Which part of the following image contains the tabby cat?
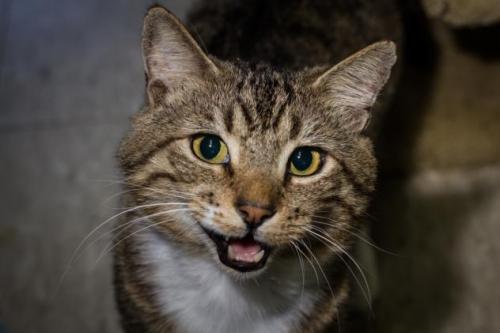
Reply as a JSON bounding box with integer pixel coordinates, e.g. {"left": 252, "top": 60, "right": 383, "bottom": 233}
{"left": 114, "top": 1, "right": 400, "bottom": 332}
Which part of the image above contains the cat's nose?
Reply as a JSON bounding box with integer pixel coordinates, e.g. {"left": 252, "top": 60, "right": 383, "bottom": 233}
{"left": 237, "top": 201, "right": 276, "bottom": 227}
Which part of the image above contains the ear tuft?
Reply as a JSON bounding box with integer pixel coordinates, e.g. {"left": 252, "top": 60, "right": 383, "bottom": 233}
{"left": 142, "top": 6, "right": 218, "bottom": 107}
{"left": 313, "top": 41, "right": 397, "bottom": 132}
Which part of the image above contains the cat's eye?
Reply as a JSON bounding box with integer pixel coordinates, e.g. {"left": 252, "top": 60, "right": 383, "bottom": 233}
{"left": 289, "top": 147, "right": 322, "bottom": 176}
{"left": 192, "top": 134, "right": 230, "bottom": 164}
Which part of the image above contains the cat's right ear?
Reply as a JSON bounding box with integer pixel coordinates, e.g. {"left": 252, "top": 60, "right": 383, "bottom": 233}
{"left": 142, "top": 6, "right": 218, "bottom": 107}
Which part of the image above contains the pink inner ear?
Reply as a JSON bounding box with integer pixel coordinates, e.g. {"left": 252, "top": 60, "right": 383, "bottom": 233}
{"left": 336, "top": 106, "right": 371, "bottom": 133}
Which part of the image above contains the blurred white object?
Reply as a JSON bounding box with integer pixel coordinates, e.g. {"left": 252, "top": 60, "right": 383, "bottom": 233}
{"left": 423, "top": 0, "right": 500, "bottom": 26}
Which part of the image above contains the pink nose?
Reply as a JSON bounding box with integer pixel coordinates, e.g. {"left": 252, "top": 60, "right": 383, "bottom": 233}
{"left": 237, "top": 204, "right": 275, "bottom": 226}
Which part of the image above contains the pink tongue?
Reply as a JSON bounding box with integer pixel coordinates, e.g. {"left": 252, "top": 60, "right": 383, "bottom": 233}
{"left": 228, "top": 239, "right": 262, "bottom": 262}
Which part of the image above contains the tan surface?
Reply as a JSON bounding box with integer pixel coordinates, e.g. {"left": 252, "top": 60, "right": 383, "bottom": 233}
{"left": 378, "top": 22, "right": 500, "bottom": 174}
{"left": 413, "top": 24, "right": 500, "bottom": 170}
{"left": 424, "top": 0, "right": 500, "bottom": 26}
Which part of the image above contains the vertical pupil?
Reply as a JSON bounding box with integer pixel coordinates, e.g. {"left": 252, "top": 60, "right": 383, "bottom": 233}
{"left": 292, "top": 148, "right": 313, "bottom": 171}
{"left": 200, "top": 136, "right": 221, "bottom": 159}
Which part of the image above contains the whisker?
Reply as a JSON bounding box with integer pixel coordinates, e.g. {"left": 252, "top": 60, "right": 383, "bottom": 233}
{"left": 311, "top": 215, "right": 398, "bottom": 256}
{"left": 295, "top": 240, "right": 320, "bottom": 286}
{"left": 112, "top": 201, "right": 189, "bottom": 211}
{"left": 92, "top": 178, "right": 195, "bottom": 197}
{"left": 104, "top": 188, "right": 192, "bottom": 204}
{"left": 299, "top": 239, "right": 342, "bottom": 333}
{"left": 300, "top": 239, "right": 335, "bottom": 298}
{"left": 58, "top": 202, "right": 189, "bottom": 290}
{"left": 108, "top": 205, "right": 190, "bottom": 241}
{"left": 308, "top": 226, "right": 372, "bottom": 309}
{"left": 95, "top": 208, "right": 194, "bottom": 265}
{"left": 289, "top": 241, "right": 306, "bottom": 298}
{"left": 73, "top": 202, "right": 189, "bottom": 264}
{"left": 303, "top": 226, "right": 372, "bottom": 310}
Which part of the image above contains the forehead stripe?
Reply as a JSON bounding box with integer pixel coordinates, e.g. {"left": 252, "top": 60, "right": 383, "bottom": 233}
{"left": 237, "top": 96, "right": 254, "bottom": 127}
{"left": 289, "top": 114, "right": 302, "bottom": 140}
{"left": 223, "top": 106, "right": 234, "bottom": 133}
{"left": 235, "top": 75, "right": 254, "bottom": 128}
{"left": 271, "top": 80, "right": 294, "bottom": 131}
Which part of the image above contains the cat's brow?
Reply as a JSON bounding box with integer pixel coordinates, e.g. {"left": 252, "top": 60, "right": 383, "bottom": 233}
{"left": 271, "top": 80, "right": 294, "bottom": 131}
{"left": 235, "top": 66, "right": 299, "bottom": 136}
{"left": 223, "top": 105, "right": 234, "bottom": 133}
{"left": 254, "top": 72, "right": 280, "bottom": 129}
{"left": 235, "top": 75, "right": 254, "bottom": 128}
{"left": 289, "top": 114, "right": 302, "bottom": 140}
{"left": 237, "top": 97, "right": 254, "bottom": 127}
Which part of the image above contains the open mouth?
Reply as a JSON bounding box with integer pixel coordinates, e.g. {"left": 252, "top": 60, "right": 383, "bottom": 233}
{"left": 202, "top": 228, "right": 271, "bottom": 272}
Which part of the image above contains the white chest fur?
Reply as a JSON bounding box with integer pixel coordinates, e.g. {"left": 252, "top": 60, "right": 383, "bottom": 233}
{"left": 138, "top": 230, "right": 320, "bottom": 333}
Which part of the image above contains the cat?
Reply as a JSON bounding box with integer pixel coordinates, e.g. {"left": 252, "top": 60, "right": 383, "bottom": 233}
{"left": 114, "top": 1, "right": 400, "bottom": 332}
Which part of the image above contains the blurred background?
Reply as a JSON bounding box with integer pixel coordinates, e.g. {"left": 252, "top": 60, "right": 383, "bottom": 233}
{"left": 0, "top": 0, "right": 499, "bottom": 332}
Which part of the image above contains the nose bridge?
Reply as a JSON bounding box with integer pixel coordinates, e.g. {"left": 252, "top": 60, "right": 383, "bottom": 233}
{"left": 235, "top": 172, "right": 279, "bottom": 227}
{"left": 236, "top": 171, "right": 279, "bottom": 207}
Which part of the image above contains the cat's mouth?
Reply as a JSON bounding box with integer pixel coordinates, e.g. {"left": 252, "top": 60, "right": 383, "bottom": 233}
{"left": 202, "top": 227, "right": 271, "bottom": 272}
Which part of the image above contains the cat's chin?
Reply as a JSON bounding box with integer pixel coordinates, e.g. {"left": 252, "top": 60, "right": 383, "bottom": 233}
{"left": 201, "top": 227, "right": 272, "bottom": 274}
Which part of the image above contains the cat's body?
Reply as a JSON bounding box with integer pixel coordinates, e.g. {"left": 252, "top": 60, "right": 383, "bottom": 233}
{"left": 188, "top": 0, "right": 401, "bottom": 69}
{"left": 114, "top": 1, "right": 401, "bottom": 332}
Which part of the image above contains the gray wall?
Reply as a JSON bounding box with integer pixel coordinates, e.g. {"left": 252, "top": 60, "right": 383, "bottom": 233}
{"left": 0, "top": 1, "right": 192, "bottom": 332}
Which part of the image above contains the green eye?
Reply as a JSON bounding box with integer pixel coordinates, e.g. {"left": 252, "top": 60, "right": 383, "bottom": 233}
{"left": 192, "top": 134, "right": 229, "bottom": 164}
{"left": 289, "top": 147, "right": 322, "bottom": 176}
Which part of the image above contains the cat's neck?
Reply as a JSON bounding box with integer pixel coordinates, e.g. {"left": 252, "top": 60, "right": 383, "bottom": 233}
{"left": 136, "top": 228, "right": 324, "bottom": 333}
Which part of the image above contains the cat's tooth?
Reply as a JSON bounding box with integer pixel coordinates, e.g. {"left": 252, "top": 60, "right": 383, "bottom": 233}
{"left": 227, "top": 245, "right": 236, "bottom": 260}
{"left": 254, "top": 250, "right": 265, "bottom": 263}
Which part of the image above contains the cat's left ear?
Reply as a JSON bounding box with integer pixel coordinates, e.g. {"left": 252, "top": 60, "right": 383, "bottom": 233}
{"left": 312, "top": 41, "right": 397, "bottom": 132}
{"left": 142, "top": 6, "right": 219, "bottom": 107}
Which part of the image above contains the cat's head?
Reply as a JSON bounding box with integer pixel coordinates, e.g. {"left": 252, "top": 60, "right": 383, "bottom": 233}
{"left": 118, "top": 6, "right": 396, "bottom": 277}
